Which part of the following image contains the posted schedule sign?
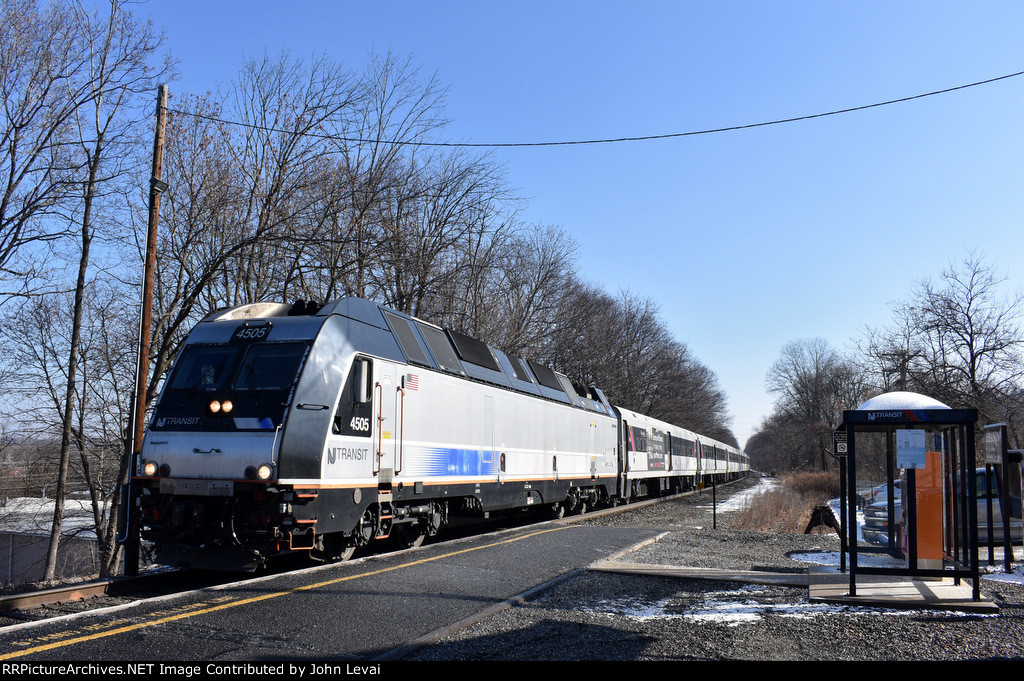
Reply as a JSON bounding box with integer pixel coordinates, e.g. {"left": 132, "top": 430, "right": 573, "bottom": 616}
{"left": 896, "top": 429, "right": 926, "bottom": 469}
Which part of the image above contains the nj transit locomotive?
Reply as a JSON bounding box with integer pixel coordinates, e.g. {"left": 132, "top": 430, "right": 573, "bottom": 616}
{"left": 133, "top": 297, "right": 748, "bottom": 570}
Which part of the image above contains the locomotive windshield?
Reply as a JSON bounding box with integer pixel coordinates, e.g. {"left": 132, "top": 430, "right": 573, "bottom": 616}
{"left": 154, "top": 341, "right": 312, "bottom": 431}
{"left": 169, "top": 346, "right": 237, "bottom": 391}
{"left": 168, "top": 342, "right": 309, "bottom": 393}
{"left": 232, "top": 343, "right": 308, "bottom": 391}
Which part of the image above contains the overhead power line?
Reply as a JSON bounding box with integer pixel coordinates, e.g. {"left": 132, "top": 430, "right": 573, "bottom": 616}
{"left": 165, "top": 69, "right": 1024, "bottom": 149}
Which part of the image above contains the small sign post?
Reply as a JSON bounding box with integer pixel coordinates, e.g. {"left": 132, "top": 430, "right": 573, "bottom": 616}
{"left": 833, "top": 431, "right": 847, "bottom": 457}
{"left": 833, "top": 430, "right": 848, "bottom": 571}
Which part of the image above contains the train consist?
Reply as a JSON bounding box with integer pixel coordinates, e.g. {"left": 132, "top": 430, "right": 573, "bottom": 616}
{"left": 133, "top": 297, "right": 748, "bottom": 570}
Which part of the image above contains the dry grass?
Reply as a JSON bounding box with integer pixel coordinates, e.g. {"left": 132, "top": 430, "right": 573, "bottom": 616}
{"left": 734, "top": 472, "right": 841, "bottom": 534}
{"left": 783, "top": 471, "right": 841, "bottom": 500}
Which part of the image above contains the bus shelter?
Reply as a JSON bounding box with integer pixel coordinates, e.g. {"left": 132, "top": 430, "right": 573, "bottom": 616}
{"left": 836, "top": 392, "right": 981, "bottom": 600}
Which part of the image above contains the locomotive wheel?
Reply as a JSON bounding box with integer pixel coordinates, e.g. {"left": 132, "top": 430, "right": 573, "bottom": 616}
{"left": 353, "top": 508, "right": 377, "bottom": 546}
{"left": 317, "top": 533, "right": 356, "bottom": 563}
{"left": 549, "top": 502, "right": 566, "bottom": 519}
{"left": 394, "top": 523, "right": 426, "bottom": 549}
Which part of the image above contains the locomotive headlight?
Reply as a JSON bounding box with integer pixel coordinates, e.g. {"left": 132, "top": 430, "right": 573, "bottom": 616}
{"left": 209, "top": 399, "right": 234, "bottom": 415}
{"left": 257, "top": 463, "right": 274, "bottom": 480}
{"left": 143, "top": 460, "right": 158, "bottom": 476}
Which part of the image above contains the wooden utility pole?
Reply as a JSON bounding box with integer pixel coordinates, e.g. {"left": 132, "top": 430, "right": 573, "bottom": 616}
{"left": 122, "top": 84, "right": 167, "bottom": 576}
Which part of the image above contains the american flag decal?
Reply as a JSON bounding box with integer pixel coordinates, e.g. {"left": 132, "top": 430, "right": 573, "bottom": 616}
{"left": 405, "top": 374, "right": 419, "bottom": 391}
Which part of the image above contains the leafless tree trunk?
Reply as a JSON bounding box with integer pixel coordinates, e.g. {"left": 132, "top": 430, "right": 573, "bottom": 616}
{"left": 40, "top": 0, "right": 169, "bottom": 582}
{"left": 0, "top": 280, "right": 134, "bottom": 578}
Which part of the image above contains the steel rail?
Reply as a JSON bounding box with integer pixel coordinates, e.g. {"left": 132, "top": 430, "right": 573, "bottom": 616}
{"left": 0, "top": 570, "right": 180, "bottom": 615}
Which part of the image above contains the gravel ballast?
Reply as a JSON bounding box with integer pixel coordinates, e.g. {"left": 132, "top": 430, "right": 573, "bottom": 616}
{"left": 402, "top": 474, "right": 1024, "bottom": 662}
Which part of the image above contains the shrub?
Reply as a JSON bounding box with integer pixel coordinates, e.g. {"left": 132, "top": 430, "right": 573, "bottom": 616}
{"left": 734, "top": 472, "right": 840, "bottom": 534}
{"left": 783, "top": 472, "right": 840, "bottom": 503}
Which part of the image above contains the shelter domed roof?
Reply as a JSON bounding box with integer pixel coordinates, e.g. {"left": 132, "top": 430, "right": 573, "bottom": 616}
{"left": 856, "top": 391, "right": 950, "bottom": 411}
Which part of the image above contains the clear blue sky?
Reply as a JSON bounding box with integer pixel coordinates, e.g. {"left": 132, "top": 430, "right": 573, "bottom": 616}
{"left": 143, "top": 1, "right": 1024, "bottom": 447}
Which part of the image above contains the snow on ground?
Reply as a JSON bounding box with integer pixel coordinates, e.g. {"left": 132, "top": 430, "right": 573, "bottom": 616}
{"left": 588, "top": 543, "right": 1017, "bottom": 626}
{"left": 583, "top": 579, "right": 998, "bottom": 628}
{"left": 710, "top": 476, "right": 781, "bottom": 513}
{"left": 793, "top": 548, "right": 1024, "bottom": 585}
{"left": 0, "top": 495, "right": 102, "bottom": 538}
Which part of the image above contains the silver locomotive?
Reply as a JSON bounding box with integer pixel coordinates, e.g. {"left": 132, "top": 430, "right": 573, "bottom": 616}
{"left": 134, "top": 297, "right": 748, "bottom": 569}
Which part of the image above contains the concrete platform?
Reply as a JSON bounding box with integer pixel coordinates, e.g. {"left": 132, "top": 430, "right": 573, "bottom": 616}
{"left": 589, "top": 560, "right": 1000, "bottom": 614}
{"left": 807, "top": 566, "right": 999, "bottom": 613}
{"left": 590, "top": 560, "right": 809, "bottom": 587}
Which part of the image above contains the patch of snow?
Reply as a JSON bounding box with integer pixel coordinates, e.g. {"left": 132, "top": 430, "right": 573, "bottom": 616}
{"left": 0, "top": 496, "right": 102, "bottom": 538}
{"left": 582, "top": 582, "right": 989, "bottom": 627}
{"left": 980, "top": 563, "right": 1024, "bottom": 585}
{"left": 791, "top": 550, "right": 906, "bottom": 569}
{"left": 701, "top": 476, "right": 780, "bottom": 513}
{"left": 683, "top": 599, "right": 764, "bottom": 626}
{"left": 586, "top": 596, "right": 676, "bottom": 621}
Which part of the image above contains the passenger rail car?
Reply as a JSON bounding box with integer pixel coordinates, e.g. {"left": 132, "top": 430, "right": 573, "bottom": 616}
{"left": 132, "top": 297, "right": 747, "bottom": 570}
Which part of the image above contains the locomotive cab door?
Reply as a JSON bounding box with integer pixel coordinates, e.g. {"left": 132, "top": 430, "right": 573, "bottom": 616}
{"left": 373, "top": 361, "right": 400, "bottom": 480}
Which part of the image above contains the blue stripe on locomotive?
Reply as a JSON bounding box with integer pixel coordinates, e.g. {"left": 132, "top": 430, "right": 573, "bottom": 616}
{"left": 416, "top": 447, "right": 498, "bottom": 476}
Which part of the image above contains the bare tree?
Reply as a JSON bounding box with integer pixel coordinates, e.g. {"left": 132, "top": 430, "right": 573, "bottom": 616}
{"left": 150, "top": 52, "right": 357, "bottom": 404}
{"left": 745, "top": 412, "right": 806, "bottom": 474}
{"left": 460, "top": 225, "right": 577, "bottom": 355}
{"left": 373, "top": 149, "right": 514, "bottom": 318}
{"left": 37, "top": 0, "right": 170, "bottom": 582}
{"left": 765, "top": 338, "right": 865, "bottom": 471}
{"left": 912, "top": 252, "right": 1024, "bottom": 420}
{"left": 0, "top": 0, "right": 99, "bottom": 293}
{"left": 0, "top": 279, "right": 134, "bottom": 577}
{"left": 215, "top": 50, "right": 359, "bottom": 305}
{"left": 545, "top": 284, "right": 735, "bottom": 444}
{"left": 856, "top": 253, "right": 1024, "bottom": 446}
{"left": 856, "top": 300, "right": 924, "bottom": 394}
{"left": 325, "top": 51, "right": 450, "bottom": 301}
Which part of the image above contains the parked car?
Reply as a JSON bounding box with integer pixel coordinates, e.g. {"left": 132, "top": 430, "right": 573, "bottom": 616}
{"left": 862, "top": 497, "right": 900, "bottom": 545}
{"left": 970, "top": 468, "right": 1022, "bottom": 543}
{"left": 859, "top": 480, "right": 901, "bottom": 510}
{"left": 861, "top": 469, "right": 1021, "bottom": 546}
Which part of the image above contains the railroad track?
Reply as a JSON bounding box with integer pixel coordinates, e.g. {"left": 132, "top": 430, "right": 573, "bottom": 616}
{"left": 1, "top": 576, "right": 132, "bottom": 613}
{"left": 0, "top": 569, "right": 234, "bottom": 627}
